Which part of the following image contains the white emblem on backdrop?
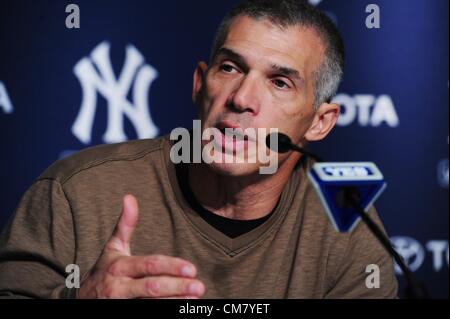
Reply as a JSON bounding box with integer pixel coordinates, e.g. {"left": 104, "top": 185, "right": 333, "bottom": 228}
{"left": 391, "top": 236, "right": 426, "bottom": 273}
{"left": 438, "top": 158, "right": 449, "bottom": 189}
{"left": 437, "top": 136, "right": 449, "bottom": 189}
{"left": 0, "top": 81, "right": 14, "bottom": 114}
{"left": 308, "top": 0, "right": 323, "bottom": 6}
{"left": 333, "top": 94, "right": 399, "bottom": 127}
{"left": 391, "top": 236, "right": 449, "bottom": 274}
{"left": 72, "top": 41, "right": 159, "bottom": 145}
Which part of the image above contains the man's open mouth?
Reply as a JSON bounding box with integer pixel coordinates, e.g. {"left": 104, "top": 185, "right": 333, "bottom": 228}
{"left": 215, "top": 122, "right": 253, "bottom": 142}
{"left": 211, "top": 122, "right": 253, "bottom": 154}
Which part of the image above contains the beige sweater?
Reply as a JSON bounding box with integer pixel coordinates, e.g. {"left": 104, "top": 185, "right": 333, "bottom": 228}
{"left": 0, "top": 135, "right": 398, "bottom": 298}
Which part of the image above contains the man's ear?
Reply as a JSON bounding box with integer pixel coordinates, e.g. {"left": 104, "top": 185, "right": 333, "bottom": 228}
{"left": 192, "top": 61, "right": 208, "bottom": 105}
{"left": 304, "top": 102, "right": 340, "bottom": 142}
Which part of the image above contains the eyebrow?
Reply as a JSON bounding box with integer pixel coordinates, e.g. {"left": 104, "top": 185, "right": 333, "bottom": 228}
{"left": 216, "top": 47, "right": 248, "bottom": 69}
{"left": 270, "top": 64, "right": 304, "bottom": 85}
{"left": 216, "top": 47, "right": 305, "bottom": 86}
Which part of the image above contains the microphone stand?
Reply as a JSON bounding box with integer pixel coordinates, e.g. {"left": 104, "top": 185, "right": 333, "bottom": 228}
{"left": 269, "top": 133, "right": 428, "bottom": 299}
{"left": 338, "top": 186, "right": 428, "bottom": 299}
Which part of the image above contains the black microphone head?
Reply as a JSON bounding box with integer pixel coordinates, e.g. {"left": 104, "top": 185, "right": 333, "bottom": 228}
{"left": 266, "top": 132, "right": 293, "bottom": 154}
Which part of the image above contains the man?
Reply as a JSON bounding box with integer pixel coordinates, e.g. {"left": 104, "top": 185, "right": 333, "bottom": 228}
{"left": 0, "top": 0, "right": 398, "bottom": 298}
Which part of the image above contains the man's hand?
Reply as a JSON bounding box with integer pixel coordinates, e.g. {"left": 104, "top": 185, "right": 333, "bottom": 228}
{"left": 78, "top": 194, "right": 205, "bottom": 299}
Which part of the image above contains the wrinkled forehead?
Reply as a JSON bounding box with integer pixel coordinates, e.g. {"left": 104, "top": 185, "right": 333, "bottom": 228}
{"left": 222, "top": 15, "right": 326, "bottom": 78}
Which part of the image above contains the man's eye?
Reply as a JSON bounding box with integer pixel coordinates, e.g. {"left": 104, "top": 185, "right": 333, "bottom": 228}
{"left": 273, "top": 79, "right": 290, "bottom": 89}
{"left": 220, "top": 64, "right": 237, "bottom": 73}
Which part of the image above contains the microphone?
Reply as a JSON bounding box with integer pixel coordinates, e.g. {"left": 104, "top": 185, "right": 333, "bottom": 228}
{"left": 266, "top": 132, "right": 323, "bottom": 162}
{"left": 266, "top": 132, "right": 428, "bottom": 299}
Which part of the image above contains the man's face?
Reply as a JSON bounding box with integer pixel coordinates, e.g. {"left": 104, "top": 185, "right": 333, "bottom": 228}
{"left": 193, "top": 15, "right": 332, "bottom": 176}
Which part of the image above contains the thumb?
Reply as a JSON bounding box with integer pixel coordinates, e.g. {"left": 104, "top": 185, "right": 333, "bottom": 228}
{"left": 107, "top": 194, "right": 140, "bottom": 255}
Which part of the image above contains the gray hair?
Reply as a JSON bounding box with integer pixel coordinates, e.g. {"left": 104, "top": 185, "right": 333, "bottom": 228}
{"left": 210, "top": 0, "right": 345, "bottom": 110}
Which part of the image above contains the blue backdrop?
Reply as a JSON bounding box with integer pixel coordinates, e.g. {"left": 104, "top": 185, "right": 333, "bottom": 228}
{"left": 0, "top": 0, "right": 448, "bottom": 298}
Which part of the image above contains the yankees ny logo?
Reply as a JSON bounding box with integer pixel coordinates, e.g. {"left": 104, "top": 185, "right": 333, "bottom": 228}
{"left": 72, "top": 41, "right": 159, "bottom": 144}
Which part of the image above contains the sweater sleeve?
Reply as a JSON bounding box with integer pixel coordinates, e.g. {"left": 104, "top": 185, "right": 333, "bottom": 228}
{"left": 0, "top": 179, "right": 77, "bottom": 298}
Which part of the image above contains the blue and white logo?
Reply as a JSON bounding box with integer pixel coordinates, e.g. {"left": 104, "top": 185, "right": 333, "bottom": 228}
{"left": 0, "top": 81, "right": 13, "bottom": 114}
{"left": 308, "top": 162, "right": 387, "bottom": 232}
{"left": 313, "top": 162, "right": 384, "bottom": 182}
{"left": 391, "top": 236, "right": 425, "bottom": 274}
{"left": 308, "top": 0, "right": 323, "bottom": 6}
{"left": 438, "top": 159, "right": 449, "bottom": 189}
{"left": 72, "top": 41, "right": 159, "bottom": 145}
{"left": 334, "top": 94, "right": 399, "bottom": 128}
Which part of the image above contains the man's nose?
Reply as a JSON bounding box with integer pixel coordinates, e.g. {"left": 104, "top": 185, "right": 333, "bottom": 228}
{"left": 228, "top": 74, "right": 261, "bottom": 115}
